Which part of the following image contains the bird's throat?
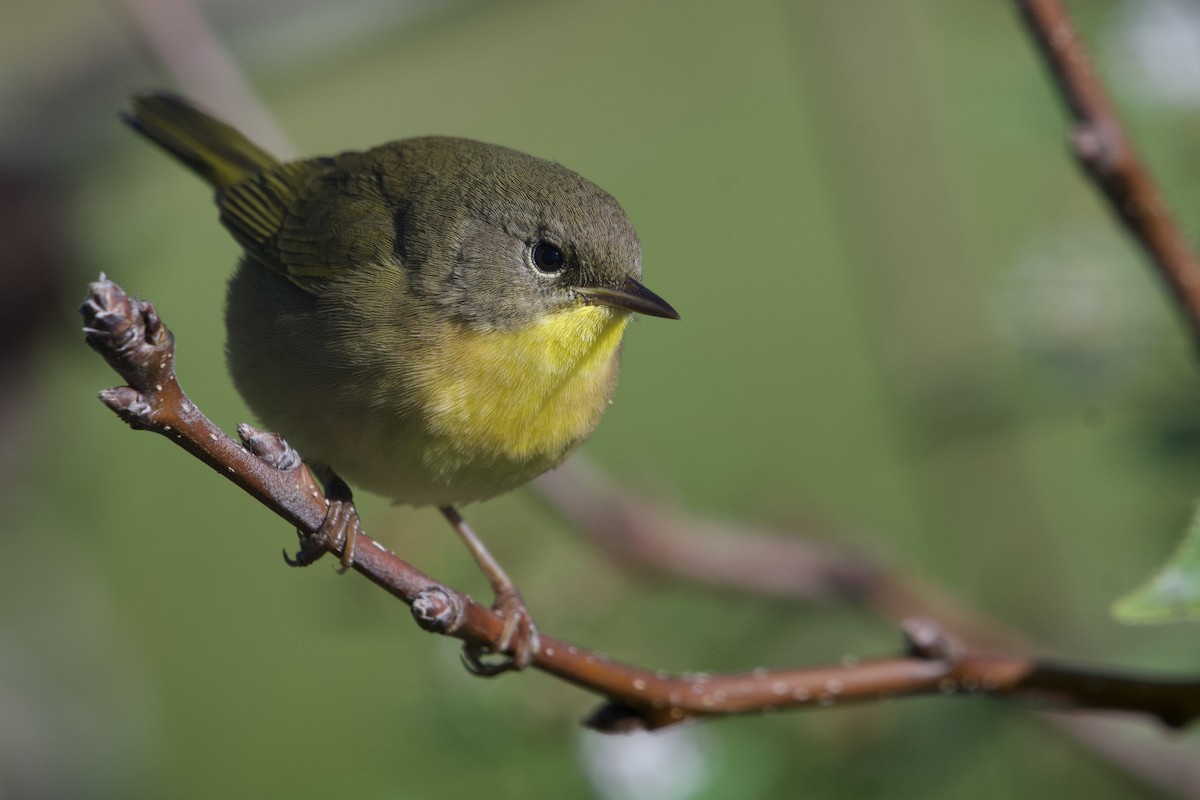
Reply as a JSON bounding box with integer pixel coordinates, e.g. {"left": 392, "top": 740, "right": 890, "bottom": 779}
{"left": 421, "top": 304, "right": 631, "bottom": 465}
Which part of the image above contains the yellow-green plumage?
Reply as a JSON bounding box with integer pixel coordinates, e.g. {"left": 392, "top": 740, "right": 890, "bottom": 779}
{"left": 423, "top": 306, "right": 630, "bottom": 462}
{"left": 125, "top": 92, "right": 675, "bottom": 507}
{"left": 225, "top": 256, "right": 629, "bottom": 505}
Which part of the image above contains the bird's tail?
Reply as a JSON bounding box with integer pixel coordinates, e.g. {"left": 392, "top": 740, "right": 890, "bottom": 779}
{"left": 122, "top": 91, "right": 279, "bottom": 189}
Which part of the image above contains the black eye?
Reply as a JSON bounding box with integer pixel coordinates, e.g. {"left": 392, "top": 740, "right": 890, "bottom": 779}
{"left": 530, "top": 240, "right": 566, "bottom": 273}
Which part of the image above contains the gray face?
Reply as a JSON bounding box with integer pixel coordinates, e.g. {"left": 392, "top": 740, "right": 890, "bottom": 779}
{"left": 391, "top": 137, "right": 643, "bottom": 332}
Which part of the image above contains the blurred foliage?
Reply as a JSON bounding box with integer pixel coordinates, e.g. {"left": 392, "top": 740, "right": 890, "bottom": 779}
{"left": 1116, "top": 496, "right": 1200, "bottom": 623}
{"left": 4, "top": 0, "right": 1200, "bottom": 797}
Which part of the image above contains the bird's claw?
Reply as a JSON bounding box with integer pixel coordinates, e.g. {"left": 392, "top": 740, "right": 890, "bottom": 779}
{"left": 287, "top": 496, "right": 360, "bottom": 572}
{"left": 461, "top": 587, "right": 540, "bottom": 677}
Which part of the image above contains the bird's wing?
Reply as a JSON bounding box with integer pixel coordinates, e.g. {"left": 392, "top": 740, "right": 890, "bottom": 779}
{"left": 219, "top": 152, "right": 398, "bottom": 292}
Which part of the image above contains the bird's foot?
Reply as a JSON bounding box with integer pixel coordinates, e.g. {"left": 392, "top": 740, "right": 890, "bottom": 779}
{"left": 462, "top": 585, "right": 541, "bottom": 676}
{"left": 286, "top": 475, "right": 360, "bottom": 572}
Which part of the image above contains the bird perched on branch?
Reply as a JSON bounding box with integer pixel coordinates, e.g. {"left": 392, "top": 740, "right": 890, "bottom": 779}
{"left": 122, "top": 91, "right": 678, "bottom": 671}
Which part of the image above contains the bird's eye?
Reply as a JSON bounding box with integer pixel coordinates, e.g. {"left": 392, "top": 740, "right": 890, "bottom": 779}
{"left": 530, "top": 240, "right": 566, "bottom": 273}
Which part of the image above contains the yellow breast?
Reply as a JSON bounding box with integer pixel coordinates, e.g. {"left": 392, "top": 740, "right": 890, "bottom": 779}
{"left": 420, "top": 304, "right": 631, "bottom": 471}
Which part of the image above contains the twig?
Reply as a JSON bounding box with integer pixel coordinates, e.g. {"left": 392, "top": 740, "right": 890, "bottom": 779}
{"left": 536, "top": 423, "right": 1200, "bottom": 787}
{"left": 536, "top": 463, "right": 1027, "bottom": 652}
{"left": 1014, "top": 0, "right": 1200, "bottom": 347}
{"left": 81, "top": 274, "right": 1200, "bottom": 732}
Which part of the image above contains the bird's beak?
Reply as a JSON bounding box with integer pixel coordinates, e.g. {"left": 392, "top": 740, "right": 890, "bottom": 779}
{"left": 579, "top": 277, "right": 680, "bottom": 320}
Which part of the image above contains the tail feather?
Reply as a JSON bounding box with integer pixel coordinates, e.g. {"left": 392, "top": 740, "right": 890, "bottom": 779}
{"left": 122, "top": 91, "right": 279, "bottom": 189}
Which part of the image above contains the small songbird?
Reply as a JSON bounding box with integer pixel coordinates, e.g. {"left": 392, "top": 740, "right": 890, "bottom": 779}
{"left": 122, "top": 91, "right": 678, "bottom": 670}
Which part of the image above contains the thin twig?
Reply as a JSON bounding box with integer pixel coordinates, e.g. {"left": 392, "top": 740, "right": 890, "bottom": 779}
{"left": 81, "top": 275, "right": 1200, "bottom": 732}
{"left": 1014, "top": 0, "right": 1200, "bottom": 347}
{"left": 536, "top": 463, "right": 1029, "bottom": 652}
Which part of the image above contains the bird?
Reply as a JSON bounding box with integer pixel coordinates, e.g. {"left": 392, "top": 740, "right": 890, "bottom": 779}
{"left": 122, "top": 91, "right": 678, "bottom": 671}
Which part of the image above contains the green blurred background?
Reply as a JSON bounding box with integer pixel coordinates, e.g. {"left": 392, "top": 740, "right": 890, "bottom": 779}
{"left": 4, "top": 0, "right": 1200, "bottom": 797}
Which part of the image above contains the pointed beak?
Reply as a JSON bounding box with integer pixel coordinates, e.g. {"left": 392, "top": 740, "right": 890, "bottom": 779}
{"left": 578, "top": 277, "right": 680, "bottom": 320}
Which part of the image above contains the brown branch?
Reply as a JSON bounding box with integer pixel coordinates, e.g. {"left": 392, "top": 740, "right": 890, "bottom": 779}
{"left": 1014, "top": 0, "right": 1200, "bottom": 347}
{"left": 536, "top": 464, "right": 1200, "bottom": 724}
{"left": 536, "top": 444, "right": 1200, "bottom": 793}
{"left": 538, "top": 453, "right": 1200, "bottom": 783}
{"left": 538, "top": 462, "right": 884, "bottom": 602}
{"left": 81, "top": 274, "right": 1200, "bottom": 732}
{"left": 536, "top": 463, "right": 1027, "bottom": 652}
